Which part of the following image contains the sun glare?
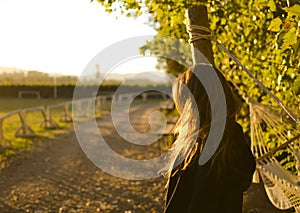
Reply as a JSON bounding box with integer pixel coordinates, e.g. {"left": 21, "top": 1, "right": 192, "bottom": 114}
{"left": 0, "top": 0, "right": 157, "bottom": 76}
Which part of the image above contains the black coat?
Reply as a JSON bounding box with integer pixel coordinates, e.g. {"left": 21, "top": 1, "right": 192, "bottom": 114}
{"left": 164, "top": 121, "right": 256, "bottom": 213}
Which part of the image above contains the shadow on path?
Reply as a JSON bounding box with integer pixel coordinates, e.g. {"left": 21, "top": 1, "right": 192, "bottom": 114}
{"left": 0, "top": 102, "right": 290, "bottom": 212}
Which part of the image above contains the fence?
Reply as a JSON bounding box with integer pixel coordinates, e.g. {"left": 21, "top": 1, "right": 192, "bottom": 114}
{"left": 0, "top": 96, "right": 105, "bottom": 147}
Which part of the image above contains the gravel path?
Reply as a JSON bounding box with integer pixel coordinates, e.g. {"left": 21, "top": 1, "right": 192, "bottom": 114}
{"left": 0, "top": 102, "right": 289, "bottom": 212}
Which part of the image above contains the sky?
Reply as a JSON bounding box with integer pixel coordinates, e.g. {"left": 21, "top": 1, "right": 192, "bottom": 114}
{"left": 0, "top": 0, "right": 158, "bottom": 76}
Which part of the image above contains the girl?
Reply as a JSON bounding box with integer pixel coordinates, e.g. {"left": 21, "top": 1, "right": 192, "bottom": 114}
{"left": 164, "top": 64, "right": 256, "bottom": 213}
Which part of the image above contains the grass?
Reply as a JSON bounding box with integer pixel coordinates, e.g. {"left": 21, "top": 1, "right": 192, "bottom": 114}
{"left": 0, "top": 97, "right": 169, "bottom": 170}
{"left": 0, "top": 98, "right": 74, "bottom": 169}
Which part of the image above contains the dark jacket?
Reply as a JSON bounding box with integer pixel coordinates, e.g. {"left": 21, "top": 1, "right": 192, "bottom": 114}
{"left": 164, "top": 121, "right": 256, "bottom": 213}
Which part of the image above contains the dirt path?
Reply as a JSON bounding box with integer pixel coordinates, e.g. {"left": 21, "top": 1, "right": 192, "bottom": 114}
{"left": 0, "top": 102, "right": 290, "bottom": 212}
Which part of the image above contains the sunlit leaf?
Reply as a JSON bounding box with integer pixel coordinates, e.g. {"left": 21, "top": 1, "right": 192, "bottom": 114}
{"left": 268, "top": 17, "right": 282, "bottom": 32}
{"left": 283, "top": 4, "right": 300, "bottom": 17}
{"left": 282, "top": 28, "right": 297, "bottom": 50}
{"left": 269, "top": 0, "right": 276, "bottom": 11}
{"left": 93, "top": 0, "right": 300, "bottom": 137}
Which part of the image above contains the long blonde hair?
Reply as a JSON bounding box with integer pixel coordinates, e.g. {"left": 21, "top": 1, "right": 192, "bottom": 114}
{"left": 163, "top": 64, "right": 242, "bottom": 178}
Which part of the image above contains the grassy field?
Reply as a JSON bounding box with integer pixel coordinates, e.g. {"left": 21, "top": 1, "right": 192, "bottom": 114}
{"left": 0, "top": 97, "right": 170, "bottom": 169}
{"left": 0, "top": 98, "right": 74, "bottom": 168}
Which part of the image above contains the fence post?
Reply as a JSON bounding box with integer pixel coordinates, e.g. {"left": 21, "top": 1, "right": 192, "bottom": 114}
{"left": 15, "top": 110, "right": 35, "bottom": 137}
{"left": 87, "top": 99, "right": 96, "bottom": 118}
{"left": 0, "top": 118, "right": 4, "bottom": 145}
{"left": 85, "top": 99, "right": 92, "bottom": 117}
{"left": 96, "top": 96, "right": 102, "bottom": 117}
{"left": 44, "top": 106, "right": 59, "bottom": 129}
{"left": 0, "top": 118, "right": 11, "bottom": 147}
{"left": 186, "top": 6, "right": 215, "bottom": 66}
{"left": 100, "top": 96, "right": 108, "bottom": 110}
{"left": 60, "top": 103, "right": 72, "bottom": 122}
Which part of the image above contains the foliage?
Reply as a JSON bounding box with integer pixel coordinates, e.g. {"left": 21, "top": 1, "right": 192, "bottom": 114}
{"left": 92, "top": 0, "right": 300, "bottom": 173}
{"left": 92, "top": 0, "right": 299, "bottom": 122}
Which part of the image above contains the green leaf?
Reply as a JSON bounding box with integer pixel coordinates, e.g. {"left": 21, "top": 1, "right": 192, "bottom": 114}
{"left": 286, "top": 68, "right": 295, "bottom": 77}
{"left": 268, "top": 0, "right": 276, "bottom": 12}
{"left": 283, "top": 4, "right": 300, "bottom": 17}
{"left": 268, "top": 17, "right": 282, "bottom": 32}
{"left": 221, "top": 18, "right": 226, "bottom": 25}
{"left": 282, "top": 28, "right": 297, "bottom": 50}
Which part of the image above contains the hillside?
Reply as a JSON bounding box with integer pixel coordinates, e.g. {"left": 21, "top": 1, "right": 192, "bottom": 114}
{"left": 0, "top": 67, "right": 77, "bottom": 85}
{"left": 0, "top": 67, "right": 171, "bottom": 86}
